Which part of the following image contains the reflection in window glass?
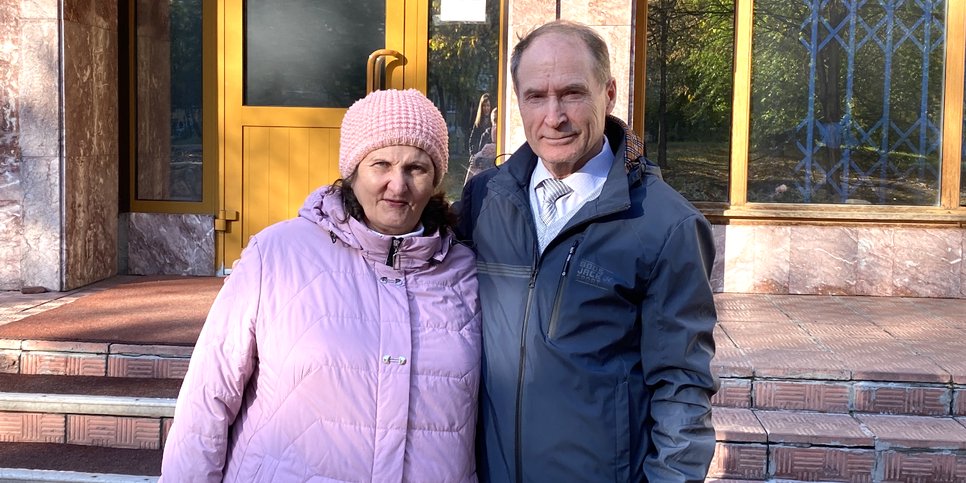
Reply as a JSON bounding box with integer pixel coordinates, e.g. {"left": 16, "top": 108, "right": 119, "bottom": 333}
{"left": 427, "top": 0, "right": 501, "bottom": 201}
{"left": 646, "top": 0, "right": 734, "bottom": 202}
{"left": 136, "top": 0, "right": 203, "bottom": 202}
{"left": 244, "top": 0, "right": 385, "bottom": 107}
{"left": 750, "top": 1, "right": 945, "bottom": 205}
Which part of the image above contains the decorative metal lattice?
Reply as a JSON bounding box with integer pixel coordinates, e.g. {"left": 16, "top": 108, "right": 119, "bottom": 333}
{"left": 795, "top": 0, "right": 943, "bottom": 204}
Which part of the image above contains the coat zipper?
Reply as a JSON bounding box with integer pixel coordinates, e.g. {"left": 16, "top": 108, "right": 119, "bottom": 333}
{"left": 547, "top": 239, "right": 580, "bottom": 339}
{"left": 385, "top": 237, "right": 402, "bottom": 268}
{"left": 514, "top": 264, "right": 538, "bottom": 483}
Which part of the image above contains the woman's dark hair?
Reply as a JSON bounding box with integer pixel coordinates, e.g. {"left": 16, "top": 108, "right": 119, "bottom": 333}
{"left": 328, "top": 179, "right": 457, "bottom": 236}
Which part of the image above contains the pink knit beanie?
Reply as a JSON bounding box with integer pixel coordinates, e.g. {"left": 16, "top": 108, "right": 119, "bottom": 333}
{"left": 339, "top": 89, "right": 449, "bottom": 185}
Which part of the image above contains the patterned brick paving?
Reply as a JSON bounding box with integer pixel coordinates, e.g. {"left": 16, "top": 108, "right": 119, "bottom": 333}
{"left": 856, "top": 414, "right": 966, "bottom": 450}
{"left": 756, "top": 410, "right": 874, "bottom": 446}
{"left": 879, "top": 451, "right": 966, "bottom": 482}
{"left": 0, "top": 413, "right": 64, "bottom": 443}
{"left": 2, "top": 281, "right": 966, "bottom": 479}
{"left": 707, "top": 443, "right": 767, "bottom": 480}
{"left": 107, "top": 355, "right": 190, "bottom": 379}
{"left": 66, "top": 415, "right": 161, "bottom": 449}
{"left": 854, "top": 383, "right": 951, "bottom": 416}
{"left": 754, "top": 380, "right": 850, "bottom": 412}
{"left": 711, "top": 378, "right": 751, "bottom": 408}
{"left": 770, "top": 446, "right": 875, "bottom": 482}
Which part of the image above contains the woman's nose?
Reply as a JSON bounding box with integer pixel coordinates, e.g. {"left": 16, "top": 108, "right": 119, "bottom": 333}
{"left": 385, "top": 169, "right": 408, "bottom": 193}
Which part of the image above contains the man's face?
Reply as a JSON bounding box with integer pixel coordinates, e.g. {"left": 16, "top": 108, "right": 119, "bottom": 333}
{"left": 515, "top": 33, "right": 616, "bottom": 178}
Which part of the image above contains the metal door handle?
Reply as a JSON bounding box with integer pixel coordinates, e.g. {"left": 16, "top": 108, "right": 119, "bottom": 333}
{"left": 367, "top": 49, "right": 401, "bottom": 93}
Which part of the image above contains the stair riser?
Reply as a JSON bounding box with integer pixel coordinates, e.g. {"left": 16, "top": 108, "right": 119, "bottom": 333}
{"left": 710, "top": 443, "right": 966, "bottom": 482}
{"left": 0, "top": 341, "right": 190, "bottom": 379}
{"left": 715, "top": 377, "right": 966, "bottom": 417}
{"left": 0, "top": 411, "right": 172, "bottom": 450}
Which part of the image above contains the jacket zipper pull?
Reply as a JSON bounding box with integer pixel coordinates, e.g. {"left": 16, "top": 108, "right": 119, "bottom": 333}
{"left": 561, "top": 240, "right": 580, "bottom": 277}
{"left": 386, "top": 237, "right": 402, "bottom": 268}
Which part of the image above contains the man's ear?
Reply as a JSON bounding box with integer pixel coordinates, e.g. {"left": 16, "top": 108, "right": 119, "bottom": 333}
{"left": 605, "top": 78, "right": 617, "bottom": 115}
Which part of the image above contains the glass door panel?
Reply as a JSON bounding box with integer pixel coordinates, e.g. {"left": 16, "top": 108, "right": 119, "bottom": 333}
{"left": 244, "top": 0, "right": 386, "bottom": 107}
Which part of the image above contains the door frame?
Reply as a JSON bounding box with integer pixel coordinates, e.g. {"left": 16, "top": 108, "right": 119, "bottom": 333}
{"left": 215, "top": 0, "right": 430, "bottom": 270}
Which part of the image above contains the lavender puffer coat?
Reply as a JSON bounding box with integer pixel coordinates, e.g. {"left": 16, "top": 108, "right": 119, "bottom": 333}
{"left": 160, "top": 187, "right": 481, "bottom": 482}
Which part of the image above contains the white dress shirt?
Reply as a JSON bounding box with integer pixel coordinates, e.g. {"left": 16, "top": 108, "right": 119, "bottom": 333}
{"left": 529, "top": 136, "right": 614, "bottom": 228}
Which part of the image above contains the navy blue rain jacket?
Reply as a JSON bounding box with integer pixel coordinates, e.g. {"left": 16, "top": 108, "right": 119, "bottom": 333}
{"left": 457, "top": 116, "right": 718, "bottom": 482}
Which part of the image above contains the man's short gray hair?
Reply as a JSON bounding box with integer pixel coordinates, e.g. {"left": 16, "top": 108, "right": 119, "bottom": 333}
{"left": 510, "top": 20, "right": 613, "bottom": 89}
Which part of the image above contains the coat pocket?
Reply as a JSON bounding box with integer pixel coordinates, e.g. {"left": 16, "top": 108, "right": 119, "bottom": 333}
{"left": 614, "top": 378, "right": 631, "bottom": 483}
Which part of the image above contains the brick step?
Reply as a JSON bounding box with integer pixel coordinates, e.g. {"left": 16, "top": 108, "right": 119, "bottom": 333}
{"left": 714, "top": 376, "right": 966, "bottom": 417}
{"left": 0, "top": 442, "right": 160, "bottom": 481}
{"left": 0, "top": 374, "right": 179, "bottom": 451}
{"left": 1, "top": 339, "right": 192, "bottom": 379}
{"left": 710, "top": 407, "right": 966, "bottom": 481}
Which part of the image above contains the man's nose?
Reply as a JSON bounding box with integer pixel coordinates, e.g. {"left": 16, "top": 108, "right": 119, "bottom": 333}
{"left": 543, "top": 97, "right": 566, "bottom": 128}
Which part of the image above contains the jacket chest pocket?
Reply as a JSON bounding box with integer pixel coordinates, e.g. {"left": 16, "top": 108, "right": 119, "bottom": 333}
{"left": 547, "top": 249, "right": 637, "bottom": 344}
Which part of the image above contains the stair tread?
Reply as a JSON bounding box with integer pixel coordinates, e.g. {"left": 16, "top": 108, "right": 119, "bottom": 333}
{"left": 713, "top": 407, "right": 966, "bottom": 449}
{"left": 0, "top": 442, "right": 161, "bottom": 476}
{"left": 0, "top": 373, "right": 181, "bottom": 399}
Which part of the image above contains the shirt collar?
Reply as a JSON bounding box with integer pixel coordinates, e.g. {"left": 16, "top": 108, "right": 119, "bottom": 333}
{"left": 531, "top": 136, "right": 614, "bottom": 194}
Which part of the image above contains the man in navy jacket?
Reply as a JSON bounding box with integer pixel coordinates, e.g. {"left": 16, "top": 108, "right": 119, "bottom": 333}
{"left": 458, "top": 19, "right": 718, "bottom": 482}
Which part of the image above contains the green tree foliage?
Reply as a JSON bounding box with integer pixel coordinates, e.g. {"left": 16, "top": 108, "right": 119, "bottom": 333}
{"left": 645, "top": 0, "right": 734, "bottom": 168}
{"left": 427, "top": 0, "right": 500, "bottom": 152}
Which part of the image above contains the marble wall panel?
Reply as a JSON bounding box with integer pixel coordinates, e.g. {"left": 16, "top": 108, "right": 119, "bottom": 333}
{"left": 713, "top": 225, "right": 966, "bottom": 299}
{"left": 19, "top": 18, "right": 59, "bottom": 158}
{"left": 64, "top": 21, "right": 118, "bottom": 158}
{"left": 64, "top": 0, "right": 117, "bottom": 30}
{"left": 510, "top": 0, "right": 557, "bottom": 29}
{"left": 125, "top": 213, "right": 215, "bottom": 276}
{"left": 21, "top": 0, "right": 58, "bottom": 20}
{"left": 595, "top": 25, "right": 632, "bottom": 122}
{"left": 855, "top": 227, "right": 895, "bottom": 297}
{"left": 787, "top": 226, "right": 857, "bottom": 295}
{"left": 710, "top": 223, "right": 725, "bottom": 292}
{"left": 64, "top": 154, "right": 117, "bottom": 289}
{"left": 0, "top": 3, "right": 20, "bottom": 185}
{"left": 0, "top": 201, "right": 22, "bottom": 290}
{"left": 721, "top": 224, "right": 755, "bottom": 293}
{"left": 0, "top": 0, "right": 22, "bottom": 290}
{"left": 61, "top": 7, "right": 118, "bottom": 290}
{"left": 21, "top": 155, "right": 62, "bottom": 290}
{"left": 892, "top": 227, "right": 963, "bottom": 298}
{"left": 560, "top": 0, "right": 633, "bottom": 25}
{"left": 19, "top": 12, "right": 62, "bottom": 290}
{"left": 752, "top": 225, "right": 790, "bottom": 293}
{"left": 962, "top": 232, "right": 966, "bottom": 298}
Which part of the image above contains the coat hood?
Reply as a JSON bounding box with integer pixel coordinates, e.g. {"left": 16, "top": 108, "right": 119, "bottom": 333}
{"left": 297, "top": 186, "right": 453, "bottom": 268}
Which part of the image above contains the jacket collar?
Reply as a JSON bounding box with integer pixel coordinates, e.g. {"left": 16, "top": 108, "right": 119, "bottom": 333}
{"left": 298, "top": 187, "right": 451, "bottom": 269}
{"left": 497, "top": 115, "right": 654, "bottom": 221}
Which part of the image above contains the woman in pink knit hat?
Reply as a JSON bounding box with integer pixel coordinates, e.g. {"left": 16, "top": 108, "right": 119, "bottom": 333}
{"left": 161, "top": 89, "right": 481, "bottom": 482}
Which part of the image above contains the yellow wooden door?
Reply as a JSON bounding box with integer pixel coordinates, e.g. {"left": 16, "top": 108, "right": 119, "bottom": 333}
{"left": 219, "top": 0, "right": 429, "bottom": 269}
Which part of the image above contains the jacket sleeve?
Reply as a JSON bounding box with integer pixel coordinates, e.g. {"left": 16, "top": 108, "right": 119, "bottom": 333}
{"left": 640, "top": 213, "right": 718, "bottom": 482}
{"left": 159, "top": 238, "right": 263, "bottom": 482}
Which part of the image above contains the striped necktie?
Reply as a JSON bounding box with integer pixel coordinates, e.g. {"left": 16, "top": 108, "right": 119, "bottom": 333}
{"left": 539, "top": 178, "right": 572, "bottom": 225}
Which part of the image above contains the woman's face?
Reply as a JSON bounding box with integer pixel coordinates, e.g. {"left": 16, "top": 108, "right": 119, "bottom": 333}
{"left": 352, "top": 145, "right": 436, "bottom": 235}
{"left": 482, "top": 98, "right": 491, "bottom": 114}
